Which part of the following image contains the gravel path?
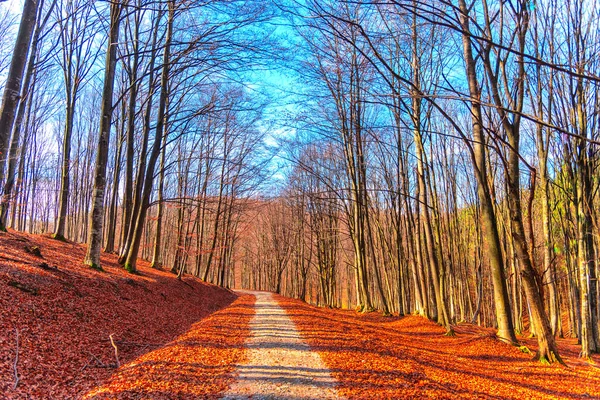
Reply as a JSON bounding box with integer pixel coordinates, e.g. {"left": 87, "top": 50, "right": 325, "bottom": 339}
{"left": 221, "top": 291, "right": 344, "bottom": 400}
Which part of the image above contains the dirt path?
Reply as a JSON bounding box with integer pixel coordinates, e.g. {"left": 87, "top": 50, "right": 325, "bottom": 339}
{"left": 222, "top": 291, "right": 344, "bottom": 400}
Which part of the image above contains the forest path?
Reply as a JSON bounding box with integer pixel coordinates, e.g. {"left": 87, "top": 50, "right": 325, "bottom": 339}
{"left": 221, "top": 291, "right": 344, "bottom": 400}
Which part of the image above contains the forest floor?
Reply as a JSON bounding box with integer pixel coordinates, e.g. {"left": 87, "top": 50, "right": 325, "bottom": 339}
{"left": 0, "top": 230, "right": 248, "bottom": 399}
{"left": 280, "top": 296, "right": 600, "bottom": 399}
{"left": 2, "top": 231, "right": 600, "bottom": 399}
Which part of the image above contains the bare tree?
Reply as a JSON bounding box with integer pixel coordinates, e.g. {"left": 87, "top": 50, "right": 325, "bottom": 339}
{"left": 53, "top": 0, "right": 101, "bottom": 240}
{"left": 84, "top": 0, "right": 125, "bottom": 269}
{"left": 0, "top": 0, "right": 39, "bottom": 225}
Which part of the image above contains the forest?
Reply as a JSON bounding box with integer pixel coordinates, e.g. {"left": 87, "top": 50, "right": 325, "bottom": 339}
{"left": 0, "top": 0, "right": 599, "bottom": 390}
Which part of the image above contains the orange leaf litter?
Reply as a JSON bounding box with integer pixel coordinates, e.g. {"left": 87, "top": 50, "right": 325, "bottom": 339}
{"left": 84, "top": 294, "right": 254, "bottom": 399}
{"left": 278, "top": 295, "right": 600, "bottom": 399}
{"left": 0, "top": 231, "right": 252, "bottom": 399}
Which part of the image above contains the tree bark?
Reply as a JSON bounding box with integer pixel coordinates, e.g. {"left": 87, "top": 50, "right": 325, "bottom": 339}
{"left": 120, "top": 11, "right": 141, "bottom": 254}
{"left": 457, "top": 0, "right": 518, "bottom": 345}
{"left": 123, "top": 0, "right": 173, "bottom": 273}
{"left": 118, "top": 6, "right": 162, "bottom": 263}
{"left": 84, "top": 0, "right": 124, "bottom": 269}
{"left": 104, "top": 102, "right": 125, "bottom": 253}
{"left": 0, "top": 0, "right": 39, "bottom": 219}
{"left": 0, "top": 0, "right": 46, "bottom": 229}
{"left": 150, "top": 131, "right": 167, "bottom": 268}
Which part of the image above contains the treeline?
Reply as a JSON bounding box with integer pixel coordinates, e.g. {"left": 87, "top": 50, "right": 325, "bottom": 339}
{"left": 0, "top": 1, "right": 270, "bottom": 285}
{"left": 237, "top": 0, "right": 600, "bottom": 363}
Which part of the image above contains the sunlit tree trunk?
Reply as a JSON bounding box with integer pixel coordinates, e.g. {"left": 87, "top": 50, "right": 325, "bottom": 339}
{"left": 84, "top": 0, "right": 124, "bottom": 269}
{"left": 118, "top": 5, "right": 162, "bottom": 263}
{"left": 457, "top": 0, "right": 517, "bottom": 345}
{"left": 0, "top": 0, "right": 47, "bottom": 229}
{"left": 123, "top": 0, "right": 173, "bottom": 273}
{"left": 0, "top": 0, "right": 39, "bottom": 228}
{"left": 476, "top": 0, "right": 560, "bottom": 362}
{"left": 104, "top": 100, "right": 125, "bottom": 253}
{"left": 150, "top": 132, "right": 167, "bottom": 268}
{"left": 54, "top": 0, "right": 99, "bottom": 240}
{"left": 120, "top": 3, "right": 142, "bottom": 253}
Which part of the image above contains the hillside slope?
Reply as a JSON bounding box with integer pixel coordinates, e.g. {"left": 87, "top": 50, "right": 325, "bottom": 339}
{"left": 0, "top": 231, "right": 238, "bottom": 399}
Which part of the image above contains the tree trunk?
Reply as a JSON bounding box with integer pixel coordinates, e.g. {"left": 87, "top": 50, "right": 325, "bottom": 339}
{"left": 0, "top": 0, "right": 45, "bottom": 229}
{"left": 123, "top": 0, "right": 173, "bottom": 273}
{"left": 119, "top": 6, "right": 162, "bottom": 262}
{"left": 0, "top": 0, "right": 39, "bottom": 216}
{"left": 150, "top": 132, "right": 167, "bottom": 268}
{"left": 54, "top": 95, "right": 76, "bottom": 239}
{"left": 506, "top": 139, "right": 562, "bottom": 363}
{"left": 104, "top": 104, "right": 125, "bottom": 253}
{"left": 120, "top": 27, "right": 140, "bottom": 254}
{"left": 457, "top": 0, "right": 518, "bottom": 345}
{"left": 84, "top": 0, "right": 124, "bottom": 269}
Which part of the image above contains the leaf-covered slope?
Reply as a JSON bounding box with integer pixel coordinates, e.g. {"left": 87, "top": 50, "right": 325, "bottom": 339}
{"left": 0, "top": 230, "right": 239, "bottom": 399}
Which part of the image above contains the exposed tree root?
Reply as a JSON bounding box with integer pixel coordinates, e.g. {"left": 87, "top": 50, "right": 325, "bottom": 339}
{"left": 534, "top": 350, "right": 566, "bottom": 366}
{"left": 51, "top": 234, "right": 68, "bottom": 243}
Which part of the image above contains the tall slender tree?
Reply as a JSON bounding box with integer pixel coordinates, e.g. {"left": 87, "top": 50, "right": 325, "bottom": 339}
{"left": 0, "top": 0, "right": 39, "bottom": 228}
{"left": 84, "top": 0, "right": 125, "bottom": 269}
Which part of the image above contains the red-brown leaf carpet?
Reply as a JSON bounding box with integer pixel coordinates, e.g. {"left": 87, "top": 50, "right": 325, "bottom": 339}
{"left": 278, "top": 295, "right": 600, "bottom": 399}
{"left": 0, "top": 231, "right": 251, "bottom": 399}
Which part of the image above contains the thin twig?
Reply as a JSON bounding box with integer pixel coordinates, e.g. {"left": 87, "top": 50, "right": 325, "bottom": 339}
{"left": 13, "top": 328, "right": 19, "bottom": 390}
{"left": 88, "top": 352, "right": 106, "bottom": 367}
{"left": 87, "top": 352, "right": 116, "bottom": 368}
{"left": 80, "top": 359, "right": 90, "bottom": 372}
{"left": 109, "top": 334, "right": 120, "bottom": 368}
{"left": 102, "top": 339, "right": 165, "bottom": 348}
